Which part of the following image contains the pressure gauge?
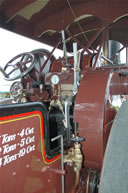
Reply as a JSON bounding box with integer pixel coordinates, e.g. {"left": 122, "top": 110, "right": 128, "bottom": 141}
{"left": 51, "top": 75, "right": 60, "bottom": 85}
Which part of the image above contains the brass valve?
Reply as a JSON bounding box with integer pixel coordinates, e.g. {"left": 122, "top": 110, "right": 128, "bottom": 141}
{"left": 74, "top": 142, "right": 83, "bottom": 172}
{"left": 64, "top": 137, "right": 84, "bottom": 172}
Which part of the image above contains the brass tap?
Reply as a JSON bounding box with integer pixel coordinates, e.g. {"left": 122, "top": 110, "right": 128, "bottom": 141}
{"left": 74, "top": 142, "right": 83, "bottom": 172}
{"left": 64, "top": 148, "right": 74, "bottom": 166}
{"left": 64, "top": 139, "right": 83, "bottom": 193}
{"left": 64, "top": 141, "right": 83, "bottom": 172}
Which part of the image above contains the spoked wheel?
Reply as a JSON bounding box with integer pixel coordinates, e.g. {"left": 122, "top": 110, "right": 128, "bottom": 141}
{"left": 3, "top": 52, "right": 35, "bottom": 81}
{"left": 99, "top": 101, "right": 128, "bottom": 193}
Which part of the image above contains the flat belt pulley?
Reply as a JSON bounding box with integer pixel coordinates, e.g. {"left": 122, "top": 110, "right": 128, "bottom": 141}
{"left": 74, "top": 70, "right": 120, "bottom": 170}
{"left": 99, "top": 101, "right": 128, "bottom": 193}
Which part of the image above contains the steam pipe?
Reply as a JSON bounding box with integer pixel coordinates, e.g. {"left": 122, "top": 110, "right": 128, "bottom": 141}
{"left": 71, "top": 171, "right": 80, "bottom": 193}
{"left": 64, "top": 139, "right": 83, "bottom": 193}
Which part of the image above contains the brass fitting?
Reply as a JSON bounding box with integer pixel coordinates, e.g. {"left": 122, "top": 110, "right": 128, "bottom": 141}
{"left": 74, "top": 142, "right": 83, "bottom": 172}
{"left": 64, "top": 142, "right": 83, "bottom": 172}
{"left": 64, "top": 148, "right": 74, "bottom": 166}
{"left": 64, "top": 140, "right": 83, "bottom": 193}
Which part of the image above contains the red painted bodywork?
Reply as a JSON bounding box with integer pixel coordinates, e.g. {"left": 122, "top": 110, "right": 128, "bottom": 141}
{"left": 74, "top": 70, "right": 119, "bottom": 170}
{"left": 1, "top": 48, "right": 127, "bottom": 192}
{"left": 1, "top": 1, "right": 128, "bottom": 192}
{"left": 0, "top": 111, "right": 76, "bottom": 193}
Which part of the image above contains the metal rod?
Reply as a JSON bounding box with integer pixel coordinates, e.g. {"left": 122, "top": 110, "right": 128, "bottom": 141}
{"left": 126, "top": 46, "right": 128, "bottom": 63}
{"left": 103, "top": 26, "right": 109, "bottom": 59}
{"left": 39, "top": 39, "right": 61, "bottom": 81}
{"left": 65, "top": 98, "right": 72, "bottom": 144}
{"left": 51, "top": 135, "right": 65, "bottom": 193}
{"left": 73, "top": 42, "right": 80, "bottom": 95}
{"left": 101, "top": 55, "right": 113, "bottom": 64}
{"left": 73, "top": 42, "right": 77, "bottom": 93}
{"left": 67, "top": 30, "right": 91, "bottom": 54}
{"left": 65, "top": 101, "right": 69, "bottom": 129}
{"left": 93, "top": 30, "right": 106, "bottom": 68}
{"left": 61, "top": 30, "right": 68, "bottom": 65}
{"left": 81, "top": 23, "right": 106, "bottom": 55}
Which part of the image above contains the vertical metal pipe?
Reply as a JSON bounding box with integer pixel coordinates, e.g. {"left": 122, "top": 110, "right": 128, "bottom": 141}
{"left": 65, "top": 100, "right": 70, "bottom": 143}
{"left": 73, "top": 42, "right": 78, "bottom": 95}
{"left": 65, "top": 98, "right": 72, "bottom": 144}
{"left": 61, "top": 135, "right": 64, "bottom": 193}
{"left": 51, "top": 135, "right": 65, "bottom": 193}
{"left": 71, "top": 171, "right": 80, "bottom": 193}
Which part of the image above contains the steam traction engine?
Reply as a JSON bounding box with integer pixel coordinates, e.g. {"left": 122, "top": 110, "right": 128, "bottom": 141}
{"left": 0, "top": 30, "right": 128, "bottom": 193}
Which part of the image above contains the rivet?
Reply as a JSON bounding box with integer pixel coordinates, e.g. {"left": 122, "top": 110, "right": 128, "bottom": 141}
{"left": 26, "top": 164, "right": 30, "bottom": 168}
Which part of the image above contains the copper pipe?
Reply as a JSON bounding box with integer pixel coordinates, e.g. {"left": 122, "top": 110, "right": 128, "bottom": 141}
{"left": 71, "top": 171, "right": 80, "bottom": 193}
{"left": 86, "top": 169, "right": 91, "bottom": 193}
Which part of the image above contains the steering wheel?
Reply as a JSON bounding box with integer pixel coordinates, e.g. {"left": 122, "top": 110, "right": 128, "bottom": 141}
{"left": 3, "top": 52, "right": 35, "bottom": 81}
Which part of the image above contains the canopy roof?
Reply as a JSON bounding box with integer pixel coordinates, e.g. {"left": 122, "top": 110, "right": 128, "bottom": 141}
{"left": 0, "top": 0, "right": 128, "bottom": 51}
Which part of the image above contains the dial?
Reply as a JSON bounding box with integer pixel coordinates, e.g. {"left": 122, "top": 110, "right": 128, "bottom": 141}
{"left": 51, "top": 75, "right": 60, "bottom": 85}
